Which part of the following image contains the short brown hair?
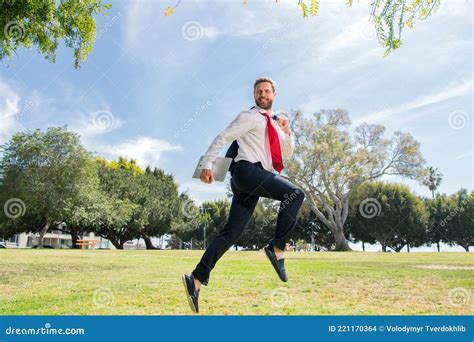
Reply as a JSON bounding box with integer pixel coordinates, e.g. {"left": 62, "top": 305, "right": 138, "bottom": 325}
{"left": 254, "top": 77, "right": 276, "bottom": 93}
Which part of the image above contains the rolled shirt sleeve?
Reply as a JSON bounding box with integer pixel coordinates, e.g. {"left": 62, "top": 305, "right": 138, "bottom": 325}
{"left": 202, "top": 111, "right": 256, "bottom": 170}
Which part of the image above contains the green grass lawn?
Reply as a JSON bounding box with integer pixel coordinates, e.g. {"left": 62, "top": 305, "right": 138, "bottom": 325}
{"left": 0, "top": 249, "right": 472, "bottom": 315}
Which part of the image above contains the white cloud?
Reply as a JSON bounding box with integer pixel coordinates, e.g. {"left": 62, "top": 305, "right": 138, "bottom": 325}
{"left": 71, "top": 109, "right": 125, "bottom": 139}
{"left": 0, "top": 80, "right": 25, "bottom": 145}
{"left": 453, "top": 150, "right": 473, "bottom": 161}
{"left": 320, "top": 15, "right": 377, "bottom": 56}
{"left": 122, "top": 1, "right": 309, "bottom": 65}
{"left": 97, "top": 136, "right": 182, "bottom": 167}
{"left": 353, "top": 81, "right": 472, "bottom": 125}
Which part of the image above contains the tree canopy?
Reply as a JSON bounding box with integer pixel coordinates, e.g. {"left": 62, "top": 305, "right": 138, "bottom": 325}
{"left": 0, "top": 0, "right": 111, "bottom": 68}
{"left": 286, "top": 108, "right": 425, "bottom": 250}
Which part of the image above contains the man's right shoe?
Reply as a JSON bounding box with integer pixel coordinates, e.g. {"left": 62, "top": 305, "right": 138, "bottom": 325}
{"left": 182, "top": 274, "right": 200, "bottom": 313}
{"left": 264, "top": 244, "right": 288, "bottom": 282}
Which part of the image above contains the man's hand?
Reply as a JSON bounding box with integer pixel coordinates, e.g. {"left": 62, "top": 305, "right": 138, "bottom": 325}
{"left": 278, "top": 117, "right": 291, "bottom": 135}
{"left": 200, "top": 169, "right": 214, "bottom": 183}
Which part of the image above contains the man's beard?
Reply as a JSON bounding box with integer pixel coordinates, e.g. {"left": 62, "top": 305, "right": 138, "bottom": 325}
{"left": 255, "top": 97, "right": 273, "bottom": 110}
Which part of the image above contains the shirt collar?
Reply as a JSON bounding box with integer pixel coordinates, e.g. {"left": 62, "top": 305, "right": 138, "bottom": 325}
{"left": 253, "top": 105, "right": 274, "bottom": 115}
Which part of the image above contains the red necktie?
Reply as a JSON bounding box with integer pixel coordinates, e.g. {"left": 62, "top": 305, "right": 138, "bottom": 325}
{"left": 261, "top": 111, "right": 283, "bottom": 172}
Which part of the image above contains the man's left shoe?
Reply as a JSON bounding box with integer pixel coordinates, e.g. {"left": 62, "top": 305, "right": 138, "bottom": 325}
{"left": 264, "top": 244, "right": 288, "bottom": 282}
{"left": 182, "top": 274, "right": 200, "bottom": 313}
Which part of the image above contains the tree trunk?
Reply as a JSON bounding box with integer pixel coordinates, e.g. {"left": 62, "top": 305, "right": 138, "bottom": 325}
{"left": 362, "top": 241, "right": 365, "bottom": 252}
{"left": 71, "top": 233, "right": 80, "bottom": 249}
{"left": 332, "top": 226, "right": 351, "bottom": 251}
{"left": 436, "top": 241, "right": 440, "bottom": 252}
{"left": 463, "top": 245, "right": 470, "bottom": 252}
{"left": 113, "top": 241, "right": 125, "bottom": 249}
{"left": 307, "top": 202, "right": 351, "bottom": 251}
{"left": 143, "top": 235, "right": 157, "bottom": 250}
{"left": 394, "top": 245, "right": 405, "bottom": 252}
{"left": 381, "top": 244, "right": 387, "bottom": 252}
{"left": 37, "top": 221, "right": 50, "bottom": 248}
{"left": 407, "top": 244, "right": 410, "bottom": 252}
{"left": 109, "top": 238, "right": 124, "bottom": 250}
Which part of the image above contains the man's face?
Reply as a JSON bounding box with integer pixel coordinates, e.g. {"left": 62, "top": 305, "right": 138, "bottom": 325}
{"left": 254, "top": 82, "right": 275, "bottom": 110}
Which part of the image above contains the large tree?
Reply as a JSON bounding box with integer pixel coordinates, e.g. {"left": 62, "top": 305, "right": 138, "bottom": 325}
{"left": 0, "top": 126, "right": 97, "bottom": 247}
{"left": 0, "top": 0, "right": 111, "bottom": 68}
{"left": 424, "top": 193, "right": 450, "bottom": 252}
{"left": 64, "top": 186, "right": 137, "bottom": 249}
{"left": 93, "top": 157, "right": 144, "bottom": 249}
{"left": 444, "top": 189, "right": 473, "bottom": 252}
{"left": 425, "top": 190, "right": 473, "bottom": 252}
{"left": 349, "top": 181, "right": 428, "bottom": 252}
{"left": 93, "top": 157, "right": 183, "bottom": 249}
{"left": 138, "top": 166, "right": 182, "bottom": 249}
{"left": 286, "top": 109, "right": 425, "bottom": 250}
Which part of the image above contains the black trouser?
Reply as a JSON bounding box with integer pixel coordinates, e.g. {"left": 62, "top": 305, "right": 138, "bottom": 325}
{"left": 192, "top": 160, "right": 305, "bottom": 285}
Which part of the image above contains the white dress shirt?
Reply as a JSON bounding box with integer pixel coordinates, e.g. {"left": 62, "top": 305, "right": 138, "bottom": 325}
{"left": 202, "top": 105, "right": 295, "bottom": 173}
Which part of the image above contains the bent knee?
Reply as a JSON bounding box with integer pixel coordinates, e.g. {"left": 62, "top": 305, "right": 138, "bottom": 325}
{"left": 283, "top": 187, "right": 305, "bottom": 204}
{"left": 294, "top": 187, "right": 305, "bottom": 200}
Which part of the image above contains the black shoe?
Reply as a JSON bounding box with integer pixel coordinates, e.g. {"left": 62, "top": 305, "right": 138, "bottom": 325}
{"left": 264, "top": 244, "right": 288, "bottom": 282}
{"left": 182, "top": 274, "right": 200, "bottom": 313}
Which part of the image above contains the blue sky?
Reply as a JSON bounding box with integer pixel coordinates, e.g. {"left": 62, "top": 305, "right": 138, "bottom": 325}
{"left": 1, "top": 0, "right": 472, "bottom": 211}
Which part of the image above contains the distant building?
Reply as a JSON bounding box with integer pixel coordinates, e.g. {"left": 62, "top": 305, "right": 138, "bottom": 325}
{"left": 0, "top": 230, "right": 115, "bottom": 249}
